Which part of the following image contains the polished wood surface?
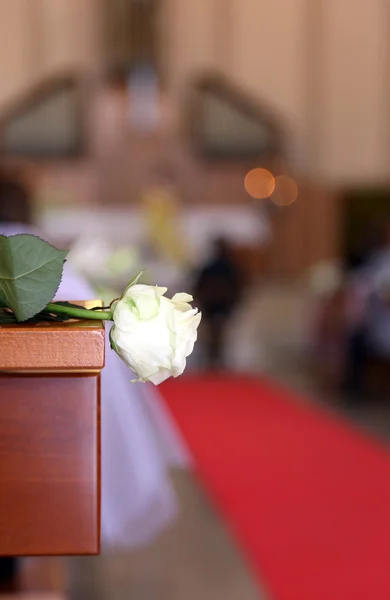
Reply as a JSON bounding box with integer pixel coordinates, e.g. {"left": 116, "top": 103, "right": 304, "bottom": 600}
{"left": 0, "top": 374, "right": 100, "bottom": 556}
{"left": 0, "top": 595, "right": 64, "bottom": 599}
{"left": 0, "top": 320, "right": 105, "bottom": 372}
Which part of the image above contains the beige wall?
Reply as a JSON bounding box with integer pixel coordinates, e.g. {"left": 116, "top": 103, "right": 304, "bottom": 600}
{"left": 319, "top": 0, "right": 388, "bottom": 185}
{"left": 0, "top": 0, "right": 389, "bottom": 186}
{"left": 0, "top": 0, "right": 99, "bottom": 108}
{"left": 229, "top": 0, "right": 307, "bottom": 165}
{"left": 165, "top": 0, "right": 216, "bottom": 89}
{"left": 0, "top": 0, "right": 37, "bottom": 106}
{"left": 166, "top": 0, "right": 390, "bottom": 186}
{"left": 38, "top": 0, "right": 100, "bottom": 74}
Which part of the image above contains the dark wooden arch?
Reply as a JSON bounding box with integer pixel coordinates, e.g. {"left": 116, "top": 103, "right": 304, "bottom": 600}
{"left": 0, "top": 72, "right": 88, "bottom": 160}
{"left": 186, "top": 72, "right": 286, "bottom": 162}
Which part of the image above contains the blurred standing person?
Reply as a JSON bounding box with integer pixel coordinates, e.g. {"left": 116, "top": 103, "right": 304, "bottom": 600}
{"left": 193, "top": 237, "right": 243, "bottom": 369}
{"left": 344, "top": 219, "right": 390, "bottom": 397}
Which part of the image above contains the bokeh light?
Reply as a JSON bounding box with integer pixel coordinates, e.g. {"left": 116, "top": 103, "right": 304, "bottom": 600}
{"left": 244, "top": 168, "right": 275, "bottom": 199}
{"left": 270, "top": 175, "right": 298, "bottom": 206}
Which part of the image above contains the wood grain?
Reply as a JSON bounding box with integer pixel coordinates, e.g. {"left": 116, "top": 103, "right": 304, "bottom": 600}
{"left": 0, "top": 374, "right": 100, "bottom": 556}
{"left": 0, "top": 321, "right": 105, "bottom": 372}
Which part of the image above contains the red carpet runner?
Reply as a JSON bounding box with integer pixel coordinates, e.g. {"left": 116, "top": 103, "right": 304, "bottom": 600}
{"left": 161, "top": 375, "right": 390, "bottom": 600}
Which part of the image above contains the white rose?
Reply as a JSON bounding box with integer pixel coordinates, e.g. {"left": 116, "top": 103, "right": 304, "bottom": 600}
{"left": 110, "top": 284, "right": 201, "bottom": 385}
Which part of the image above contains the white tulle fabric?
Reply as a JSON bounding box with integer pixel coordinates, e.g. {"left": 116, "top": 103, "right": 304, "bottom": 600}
{"left": 0, "top": 224, "right": 191, "bottom": 549}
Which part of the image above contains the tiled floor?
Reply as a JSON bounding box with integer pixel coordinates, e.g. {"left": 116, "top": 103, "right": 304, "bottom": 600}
{"left": 66, "top": 471, "right": 263, "bottom": 600}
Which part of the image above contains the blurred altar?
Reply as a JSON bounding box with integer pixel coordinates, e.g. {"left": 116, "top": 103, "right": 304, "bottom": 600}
{"left": 38, "top": 202, "right": 269, "bottom": 298}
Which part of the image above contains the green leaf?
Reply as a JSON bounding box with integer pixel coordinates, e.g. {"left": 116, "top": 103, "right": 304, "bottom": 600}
{"left": 0, "top": 234, "right": 68, "bottom": 322}
{"left": 122, "top": 270, "right": 145, "bottom": 297}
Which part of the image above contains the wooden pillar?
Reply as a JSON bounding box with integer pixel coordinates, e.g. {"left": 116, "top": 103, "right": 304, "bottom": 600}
{"left": 265, "top": 180, "right": 341, "bottom": 278}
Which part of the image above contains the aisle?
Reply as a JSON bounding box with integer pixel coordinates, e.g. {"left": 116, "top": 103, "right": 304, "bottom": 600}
{"left": 65, "top": 471, "right": 260, "bottom": 600}
{"left": 161, "top": 375, "right": 390, "bottom": 600}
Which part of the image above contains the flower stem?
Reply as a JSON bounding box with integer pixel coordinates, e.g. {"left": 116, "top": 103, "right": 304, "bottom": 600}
{"left": 46, "top": 303, "right": 113, "bottom": 321}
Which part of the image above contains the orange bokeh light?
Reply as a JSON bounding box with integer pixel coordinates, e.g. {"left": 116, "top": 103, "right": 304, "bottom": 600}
{"left": 270, "top": 175, "right": 298, "bottom": 206}
{"left": 244, "top": 168, "right": 275, "bottom": 199}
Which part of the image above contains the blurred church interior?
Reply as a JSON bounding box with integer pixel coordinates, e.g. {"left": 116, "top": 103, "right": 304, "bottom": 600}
{"left": 1, "top": 1, "right": 390, "bottom": 599}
